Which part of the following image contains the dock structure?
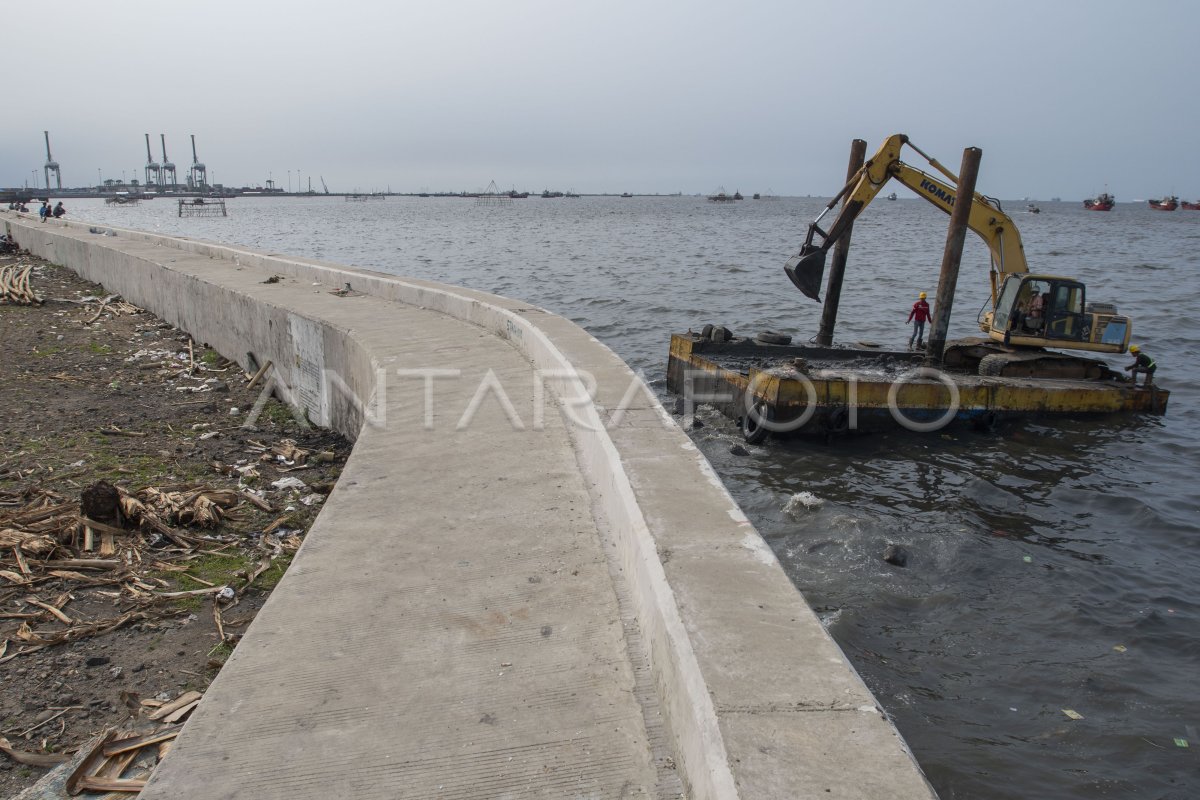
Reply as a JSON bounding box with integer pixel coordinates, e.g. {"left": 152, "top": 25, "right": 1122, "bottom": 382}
{"left": 3, "top": 209, "right": 939, "bottom": 800}
{"left": 668, "top": 333, "right": 1167, "bottom": 436}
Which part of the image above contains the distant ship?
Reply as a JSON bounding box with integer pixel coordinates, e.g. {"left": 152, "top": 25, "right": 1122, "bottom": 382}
{"left": 887, "top": 192, "right": 898, "bottom": 201}
{"left": 1084, "top": 192, "right": 1115, "bottom": 211}
{"left": 1182, "top": 200, "right": 1200, "bottom": 210}
{"left": 1148, "top": 196, "right": 1178, "bottom": 211}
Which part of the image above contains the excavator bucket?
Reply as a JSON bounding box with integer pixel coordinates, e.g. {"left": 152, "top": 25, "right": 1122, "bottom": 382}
{"left": 784, "top": 245, "right": 828, "bottom": 301}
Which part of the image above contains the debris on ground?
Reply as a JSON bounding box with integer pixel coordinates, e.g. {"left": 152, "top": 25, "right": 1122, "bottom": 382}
{"left": 0, "top": 252, "right": 352, "bottom": 797}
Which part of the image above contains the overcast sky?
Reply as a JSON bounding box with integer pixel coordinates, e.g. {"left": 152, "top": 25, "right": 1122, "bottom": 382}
{"left": 3, "top": 0, "right": 1196, "bottom": 199}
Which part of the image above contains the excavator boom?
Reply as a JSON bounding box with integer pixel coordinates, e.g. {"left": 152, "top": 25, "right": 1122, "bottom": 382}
{"left": 784, "top": 134, "right": 1131, "bottom": 360}
{"left": 786, "top": 134, "right": 1026, "bottom": 304}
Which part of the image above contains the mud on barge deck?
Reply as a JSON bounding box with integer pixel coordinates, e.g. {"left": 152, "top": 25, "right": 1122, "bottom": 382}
{"left": 667, "top": 333, "right": 1169, "bottom": 438}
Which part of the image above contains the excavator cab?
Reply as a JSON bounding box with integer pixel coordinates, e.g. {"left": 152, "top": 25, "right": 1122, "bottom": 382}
{"left": 988, "top": 274, "right": 1130, "bottom": 352}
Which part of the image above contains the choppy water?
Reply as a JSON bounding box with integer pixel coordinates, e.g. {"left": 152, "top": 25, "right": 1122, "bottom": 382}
{"left": 72, "top": 195, "right": 1199, "bottom": 799}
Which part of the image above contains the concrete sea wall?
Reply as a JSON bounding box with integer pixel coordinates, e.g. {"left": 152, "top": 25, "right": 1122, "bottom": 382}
{"left": 4, "top": 212, "right": 937, "bottom": 799}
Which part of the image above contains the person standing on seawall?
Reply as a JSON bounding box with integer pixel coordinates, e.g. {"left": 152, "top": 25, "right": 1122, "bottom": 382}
{"left": 907, "top": 291, "right": 932, "bottom": 350}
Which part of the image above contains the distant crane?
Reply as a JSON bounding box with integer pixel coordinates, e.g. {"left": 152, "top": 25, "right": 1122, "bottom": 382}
{"left": 320, "top": 176, "right": 329, "bottom": 194}
{"left": 43, "top": 131, "right": 62, "bottom": 191}
{"left": 188, "top": 134, "right": 207, "bottom": 191}
{"left": 143, "top": 134, "right": 161, "bottom": 187}
{"left": 160, "top": 135, "right": 177, "bottom": 189}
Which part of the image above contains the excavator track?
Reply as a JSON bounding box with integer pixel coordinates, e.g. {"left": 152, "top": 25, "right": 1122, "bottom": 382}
{"left": 975, "top": 350, "right": 1108, "bottom": 380}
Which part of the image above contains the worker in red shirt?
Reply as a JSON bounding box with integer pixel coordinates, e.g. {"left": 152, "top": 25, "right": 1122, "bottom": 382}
{"left": 907, "top": 291, "right": 932, "bottom": 350}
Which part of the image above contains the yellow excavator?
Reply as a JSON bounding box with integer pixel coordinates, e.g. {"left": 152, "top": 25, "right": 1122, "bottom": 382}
{"left": 785, "top": 134, "right": 1132, "bottom": 378}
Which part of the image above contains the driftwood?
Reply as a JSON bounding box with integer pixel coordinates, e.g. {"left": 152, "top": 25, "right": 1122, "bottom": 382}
{"left": 0, "top": 264, "right": 43, "bottom": 305}
{"left": 0, "top": 735, "right": 69, "bottom": 767}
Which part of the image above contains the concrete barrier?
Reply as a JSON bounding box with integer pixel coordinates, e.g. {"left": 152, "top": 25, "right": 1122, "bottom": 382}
{"left": 4, "top": 211, "right": 937, "bottom": 799}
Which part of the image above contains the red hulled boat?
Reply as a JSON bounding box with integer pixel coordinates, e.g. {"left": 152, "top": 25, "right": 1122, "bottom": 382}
{"left": 1149, "top": 196, "right": 1178, "bottom": 211}
{"left": 1180, "top": 200, "right": 1200, "bottom": 210}
{"left": 1084, "top": 192, "right": 1115, "bottom": 211}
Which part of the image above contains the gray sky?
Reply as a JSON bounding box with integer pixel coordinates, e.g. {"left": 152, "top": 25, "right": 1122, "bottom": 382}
{"left": 4, "top": 0, "right": 1196, "bottom": 199}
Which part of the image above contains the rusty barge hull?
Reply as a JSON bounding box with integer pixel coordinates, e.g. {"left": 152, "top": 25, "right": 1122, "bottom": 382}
{"left": 667, "top": 334, "right": 1168, "bottom": 436}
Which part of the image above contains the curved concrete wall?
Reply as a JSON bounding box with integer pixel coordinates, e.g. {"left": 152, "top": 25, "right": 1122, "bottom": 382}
{"left": 4, "top": 212, "right": 937, "bottom": 799}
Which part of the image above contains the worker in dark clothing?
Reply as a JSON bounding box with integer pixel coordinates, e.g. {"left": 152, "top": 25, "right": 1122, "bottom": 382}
{"left": 52, "top": 201, "right": 66, "bottom": 218}
{"left": 907, "top": 291, "right": 932, "bottom": 349}
{"left": 1124, "top": 344, "right": 1157, "bottom": 386}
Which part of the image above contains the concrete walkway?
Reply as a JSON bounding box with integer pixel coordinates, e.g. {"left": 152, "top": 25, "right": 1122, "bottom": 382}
{"left": 144, "top": 270, "right": 673, "bottom": 797}
{"left": 4, "top": 212, "right": 938, "bottom": 799}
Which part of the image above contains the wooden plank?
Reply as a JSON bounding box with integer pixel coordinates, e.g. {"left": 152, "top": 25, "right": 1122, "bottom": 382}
{"left": 75, "top": 775, "right": 147, "bottom": 793}
{"left": 11, "top": 547, "right": 31, "bottom": 576}
{"left": 37, "top": 558, "right": 122, "bottom": 570}
{"left": 162, "top": 699, "right": 201, "bottom": 725}
{"left": 147, "top": 691, "right": 202, "bottom": 721}
{"left": 97, "top": 747, "right": 139, "bottom": 779}
{"left": 65, "top": 729, "right": 118, "bottom": 795}
{"left": 78, "top": 516, "right": 128, "bottom": 537}
{"left": 25, "top": 597, "right": 73, "bottom": 624}
{"left": 240, "top": 490, "right": 274, "bottom": 512}
{"left": 102, "top": 726, "right": 181, "bottom": 757}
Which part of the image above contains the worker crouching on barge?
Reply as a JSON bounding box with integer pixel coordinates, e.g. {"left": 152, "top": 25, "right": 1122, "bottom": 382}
{"left": 1125, "top": 344, "right": 1157, "bottom": 387}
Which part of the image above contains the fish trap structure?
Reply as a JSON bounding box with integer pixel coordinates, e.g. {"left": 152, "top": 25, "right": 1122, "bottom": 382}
{"left": 177, "top": 198, "right": 227, "bottom": 218}
{"left": 477, "top": 180, "right": 512, "bottom": 206}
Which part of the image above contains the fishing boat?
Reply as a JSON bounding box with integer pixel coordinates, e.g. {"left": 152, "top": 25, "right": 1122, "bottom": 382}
{"left": 1026, "top": 203, "right": 1041, "bottom": 214}
{"left": 1084, "top": 192, "right": 1115, "bottom": 211}
{"left": 1182, "top": 200, "right": 1200, "bottom": 210}
{"left": 887, "top": 192, "right": 898, "bottom": 201}
{"left": 1148, "top": 196, "right": 1178, "bottom": 211}
{"left": 708, "top": 187, "right": 737, "bottom": 202}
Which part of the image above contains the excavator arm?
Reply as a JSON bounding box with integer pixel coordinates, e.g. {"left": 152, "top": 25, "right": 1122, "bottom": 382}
{"left": 785, "top": 134, "right": 1027, "bottom": 305}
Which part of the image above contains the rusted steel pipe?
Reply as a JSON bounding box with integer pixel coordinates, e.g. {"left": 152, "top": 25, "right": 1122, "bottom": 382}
{"left": 815, "top": 139, "right": 867, "bottom": 347}
{"left": 926, "top": 146, "right": 981, "bottom": 363}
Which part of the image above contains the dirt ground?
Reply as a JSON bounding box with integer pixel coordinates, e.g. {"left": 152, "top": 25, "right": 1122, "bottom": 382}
{"left": 0, "top": 253, "right": 351, "bottom": 797}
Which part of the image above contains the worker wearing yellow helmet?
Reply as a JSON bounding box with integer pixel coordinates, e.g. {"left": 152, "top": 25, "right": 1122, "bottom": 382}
{"left": 907, "top": 291, "right": 932, "bottom": 350}
{"left": 1124, "top": 344, "right": 1157, "bottom": 387}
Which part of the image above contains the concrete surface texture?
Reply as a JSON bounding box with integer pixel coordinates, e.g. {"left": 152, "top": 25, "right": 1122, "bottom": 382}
{"left": 3, "top": 211, "right": 938, "bottom": 799}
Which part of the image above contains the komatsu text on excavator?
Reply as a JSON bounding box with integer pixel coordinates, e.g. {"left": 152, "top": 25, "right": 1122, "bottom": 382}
{"left": 784, "top": 134, "right": 1132, "bottom": 378}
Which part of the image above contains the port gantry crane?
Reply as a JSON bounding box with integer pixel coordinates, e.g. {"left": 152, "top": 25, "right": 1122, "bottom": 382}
{"left": 160, "top": 135, "right": 177, "bottom": 190}
{"left": 188, "top": 135, "right": 207, "bottom": 191}
{"left": 43, "top": 131, "right": 62, "bottom": 191}
{"left": 144, "top": 134, "right": 161, "bottom": 188}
